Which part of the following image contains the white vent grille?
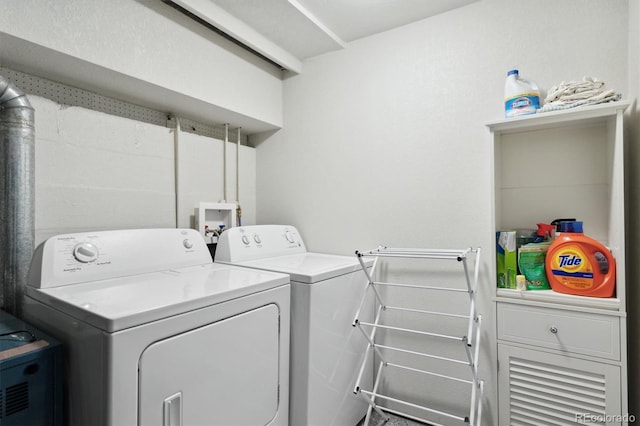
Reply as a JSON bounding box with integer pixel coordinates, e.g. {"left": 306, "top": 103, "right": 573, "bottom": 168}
{"left": 508, "top": 357, "right": 606, "bottom": 426}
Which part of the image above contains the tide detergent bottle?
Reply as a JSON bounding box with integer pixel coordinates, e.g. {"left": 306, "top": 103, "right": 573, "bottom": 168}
{"left": 545, "top": 221, "right": 616, "bottom": 298}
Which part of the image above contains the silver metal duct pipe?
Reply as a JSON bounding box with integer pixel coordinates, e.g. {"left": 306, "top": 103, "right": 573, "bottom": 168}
{"left": 0, "top": 75, "right": 35, "bottom": 316}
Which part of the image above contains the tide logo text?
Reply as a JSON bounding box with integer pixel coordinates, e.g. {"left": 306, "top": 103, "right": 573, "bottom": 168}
{"left": 558, "top": 254, "right": 582, "bottom": 268}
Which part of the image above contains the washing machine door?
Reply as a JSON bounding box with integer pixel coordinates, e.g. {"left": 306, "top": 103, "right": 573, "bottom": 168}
{"left": 138, "top": 304, "right": 281, "bottom": 426}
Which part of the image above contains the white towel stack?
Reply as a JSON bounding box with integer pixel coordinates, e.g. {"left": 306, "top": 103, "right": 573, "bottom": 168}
{"left": 538, "top": 76, "right": 621, "bottom": 113}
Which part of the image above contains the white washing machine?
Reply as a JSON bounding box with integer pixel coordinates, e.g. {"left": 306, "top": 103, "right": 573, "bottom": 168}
{"left": 22, "top": 228, "right": 290, "bottom": 426}
{"left": 215, "top": 225, "right": 373, "bottom": 426}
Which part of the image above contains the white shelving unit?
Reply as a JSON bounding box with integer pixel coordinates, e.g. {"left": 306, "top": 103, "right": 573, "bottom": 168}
{"left": 352, "top": 246, "right": 484, "bottom": 426}
{"left": 487, "top": 101, "right": 629, "bottom": 425}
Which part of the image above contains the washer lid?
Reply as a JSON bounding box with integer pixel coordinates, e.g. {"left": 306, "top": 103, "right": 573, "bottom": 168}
{"left": 225, "top": 252, "right": 372, "bottom": 284}
{"left": 25, "top": 263, "right": 289, "bottom": 332}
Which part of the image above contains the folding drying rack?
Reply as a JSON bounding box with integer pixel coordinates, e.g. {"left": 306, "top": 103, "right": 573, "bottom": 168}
{"left": 352, "top": 246, "right": 484, "bottom": 426}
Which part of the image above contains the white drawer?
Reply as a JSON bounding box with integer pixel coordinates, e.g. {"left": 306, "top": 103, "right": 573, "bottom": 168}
{"left": 497, "top": 303, "right": 620, "bottom": 360}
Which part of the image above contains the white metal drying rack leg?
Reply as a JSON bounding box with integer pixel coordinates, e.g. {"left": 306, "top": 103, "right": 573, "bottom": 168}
{"left": 351, "top": 246, "right": 484, "bottom": 426}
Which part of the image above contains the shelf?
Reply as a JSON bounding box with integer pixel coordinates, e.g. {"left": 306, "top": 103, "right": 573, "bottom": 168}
{"left": 486, "top": 101, "right": 629, "bottom": 134}
{"left": 495, "top": 289, "right": 622, "bottom": 313}
{"left": 0, "top": 33, "right": 282, "bottom": 134}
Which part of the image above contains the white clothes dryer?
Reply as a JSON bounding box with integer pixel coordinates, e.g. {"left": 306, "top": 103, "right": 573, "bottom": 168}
{"left": 215, "top": 225, "right": 373, "bottom": 426}
{"left": 22, "top": 228, "right": 290, "bottom": 426}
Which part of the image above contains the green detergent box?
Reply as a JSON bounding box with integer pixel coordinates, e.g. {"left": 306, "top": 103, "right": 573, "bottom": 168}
{"left": 496, "top": 231, "right": 517, "bottom": 289}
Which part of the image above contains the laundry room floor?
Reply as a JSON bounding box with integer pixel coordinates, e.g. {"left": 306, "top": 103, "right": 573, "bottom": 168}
{"left": 357, "top": 411, "right": 429, "bottom": 426}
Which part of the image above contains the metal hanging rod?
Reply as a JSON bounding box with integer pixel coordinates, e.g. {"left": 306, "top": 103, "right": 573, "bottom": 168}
{"left": 357, "top": 321, "right": 467, "bottom": 342}
{"left": 371, "top": 281, "right": 470, "bottom": 292}
{"left": 366, "top": 404, "right": 448, "bottom": 426}
{"left": 384, "top": 305, "right": 471, "bottom": 320}
{"left": 360, "top": 387, "right": 469, "bottom": 424}
{"left": 387, "top": 361, "right": 473, "bottom": 385}
{"left": 356, "top": 246, "right": 474, "bottom": 260}
{"left": 374, "top": 344, "right": 471, "bottom": 366}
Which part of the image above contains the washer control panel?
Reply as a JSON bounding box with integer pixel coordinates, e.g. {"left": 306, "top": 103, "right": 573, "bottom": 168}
{"left": 29, "top": 229, "right": 211, "bottom": 289}
{"left": 73, "top": 242, "right": 100, "bottom": 263}
{"left": 216, "top": 225, "right": 307, "bottom": 263}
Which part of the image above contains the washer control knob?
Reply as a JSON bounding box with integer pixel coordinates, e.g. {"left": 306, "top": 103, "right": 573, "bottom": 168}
{"left": 183, "top": 239, "right": 193, "bottom": 249}
{"left": 284, "top": 231, "right": 294, "bottom": 243}
{"left": 241, "top": 235, "right": 251, "bottom": 245}
{"left": 73, "top": 242, "right": 99, "bottom": 263}
{"left": 253, "top": 234, "right": 262, "bottom": 244}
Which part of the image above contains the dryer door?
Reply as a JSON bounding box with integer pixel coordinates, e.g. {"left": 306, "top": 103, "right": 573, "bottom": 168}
{"left": 138, "top": 304, "right": 280, "bottom": 426}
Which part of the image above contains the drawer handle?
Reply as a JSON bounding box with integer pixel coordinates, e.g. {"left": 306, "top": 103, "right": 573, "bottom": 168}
{"left": 549, "top": 326, "right": 558, "bottom": 334}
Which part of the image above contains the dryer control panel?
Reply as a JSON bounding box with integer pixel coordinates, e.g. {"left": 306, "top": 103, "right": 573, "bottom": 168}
{"left": 28, "top": 228, "right": 212, "bottom": 289}
{"left": 215, "top": 225, "right": 307, "bottom": 263}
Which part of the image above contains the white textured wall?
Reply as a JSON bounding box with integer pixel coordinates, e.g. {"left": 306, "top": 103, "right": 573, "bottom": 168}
{"left": 33, "top": 96, "right": 173, "bottom": 243}
{"left": 256, "top": 0, "right": 630, "bottom": 422}
{"left": 33, "top": 95, "right": 255, "bottom": 245}
{"left": 177, "top": 130, "right": 256, "bottom": 229}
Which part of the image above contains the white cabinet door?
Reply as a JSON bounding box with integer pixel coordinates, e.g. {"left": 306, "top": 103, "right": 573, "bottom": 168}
{"left": 138, "top": 304, "right": 281, "bottom": 426}
{"left": 498, "top": 344, "right": 622, "bottom": 426}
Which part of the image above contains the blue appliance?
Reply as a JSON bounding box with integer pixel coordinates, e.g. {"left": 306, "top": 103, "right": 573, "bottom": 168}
{"left": 0, "top": 309, "right": 62, "bottom": 426}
